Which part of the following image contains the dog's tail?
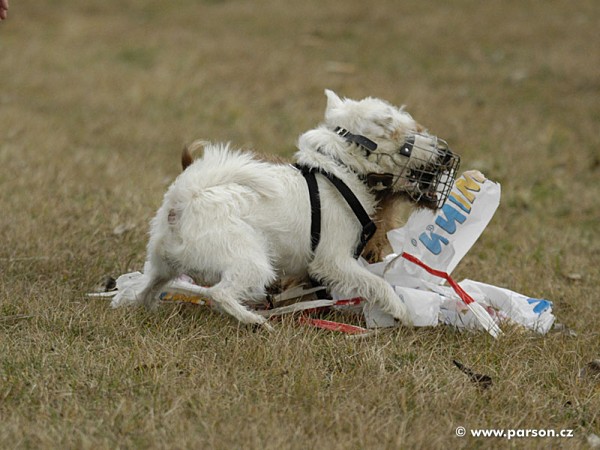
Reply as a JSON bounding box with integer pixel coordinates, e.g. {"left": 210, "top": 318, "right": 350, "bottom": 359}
{"left": 181, "top": 140, "right": 210, "bottom": 171}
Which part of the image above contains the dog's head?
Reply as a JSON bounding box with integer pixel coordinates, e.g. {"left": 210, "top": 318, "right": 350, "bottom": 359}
{"left": 313, "top": 90, "right": 460, "bottom": 209}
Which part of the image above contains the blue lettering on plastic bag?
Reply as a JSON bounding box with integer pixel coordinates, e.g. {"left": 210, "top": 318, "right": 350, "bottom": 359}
{"left": 418, "top": 230, "right": 449, "bottom": 255}
{"left": 435, "top": 203, "right": 467, "bottom": 234}
{"left": 526, "top": 298, "right": 552, "bottom": 315}
{"left": 418, "top": 172, "right": 485, "bottom": 255}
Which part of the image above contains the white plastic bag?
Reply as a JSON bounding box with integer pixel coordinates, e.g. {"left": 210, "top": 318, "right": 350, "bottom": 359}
{"left": 386, "top": 170, "right": 501, "bottom": 284}
{"left": 363, "top": 171, "right": 555, "bottom": 334}
{"left": 458, "top": 280, "right": 554, "bottom": 334}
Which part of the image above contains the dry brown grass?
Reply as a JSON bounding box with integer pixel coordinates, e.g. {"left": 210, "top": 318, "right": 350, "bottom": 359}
{"left": 1, "top": 0, "right": 599, "bottom": 448}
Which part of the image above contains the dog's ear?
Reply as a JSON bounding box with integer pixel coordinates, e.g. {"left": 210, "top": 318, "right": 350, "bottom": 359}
{"left": 182, "top": 145, "right": 193, "bottom": 171}
{"left": 324, "top": 89, "right": 343, "bottom": 112}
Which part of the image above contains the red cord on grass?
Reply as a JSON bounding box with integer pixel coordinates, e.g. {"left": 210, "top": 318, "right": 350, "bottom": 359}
{"left": 298, "top": 316, "right": 369, "bottom": 334}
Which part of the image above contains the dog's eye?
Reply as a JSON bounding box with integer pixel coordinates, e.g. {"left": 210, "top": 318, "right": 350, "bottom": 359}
{"left": 374, "top": 116, "right": 394, "bottom": 132}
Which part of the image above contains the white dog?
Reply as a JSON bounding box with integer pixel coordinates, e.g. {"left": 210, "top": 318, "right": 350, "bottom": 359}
{"left": 112, "top": 90, "right": 459, "bottom": 326}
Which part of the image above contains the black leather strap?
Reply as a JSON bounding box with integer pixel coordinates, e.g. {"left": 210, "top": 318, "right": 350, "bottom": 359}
{"left": 320, "top": 171, "right": 377, "bottom": 258}
{"left": 298, "top": 166, "right": 321, "bottom": 253}
{"left": 296, "top": 164, "right": 376, "bottom": 258}
{"left": 334, "top": 127, "right": 378, "bottom": 153}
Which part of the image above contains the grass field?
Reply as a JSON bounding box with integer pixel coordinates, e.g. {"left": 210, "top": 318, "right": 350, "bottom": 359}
{"left": 1, "top": 0, "right": 599, "bottom": 448}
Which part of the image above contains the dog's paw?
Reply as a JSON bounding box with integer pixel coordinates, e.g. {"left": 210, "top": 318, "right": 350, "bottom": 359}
{"left": 395, "top": 313, "right": 413, "bottom": 328}
{"left": 250, "top": 321, "right": 274, "bottom": 332}
{"left": 232, "top": 308, "right": 269, "bottom": 326}
{"left": 362, "top": 236, "right": 393, "bottom": 263}
{"left": 389, "top": 299, "right": 413, "bottom": 327}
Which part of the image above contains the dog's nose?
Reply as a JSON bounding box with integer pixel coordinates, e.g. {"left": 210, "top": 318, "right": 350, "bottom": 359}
{"left": 436, "top": 139, "right": 455, "bottom": 167}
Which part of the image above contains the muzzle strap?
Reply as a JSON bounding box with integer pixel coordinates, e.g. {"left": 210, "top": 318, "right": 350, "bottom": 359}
{"left": 334, "top": 127, "right": 378, "bottom": 153}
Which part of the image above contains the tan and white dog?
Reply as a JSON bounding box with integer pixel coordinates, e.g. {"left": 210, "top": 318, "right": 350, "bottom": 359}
{"left": 112, "top": 90, "right": 459, "bottom": 326}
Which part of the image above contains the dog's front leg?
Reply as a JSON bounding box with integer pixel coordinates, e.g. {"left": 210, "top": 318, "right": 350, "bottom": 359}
{"left": 309, "top": 256, "right": 411, "bottom": 326}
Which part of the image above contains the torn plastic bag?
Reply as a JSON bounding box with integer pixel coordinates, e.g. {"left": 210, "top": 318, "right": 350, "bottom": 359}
{"left": 458, "top": 280, "right": 554, "bottom": 334}
{"left": 385, "top": 170, "right": 501, "bottom": 285}
{"left": 363, "top": 170, "right": 555, "bottom": 334}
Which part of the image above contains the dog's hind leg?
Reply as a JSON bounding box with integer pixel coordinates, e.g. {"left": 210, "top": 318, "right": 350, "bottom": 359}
{"left": 166, "top": 277, "right": 270, "bottom": 325}
{"left": 182, "top": 227, "right": 276, "bottom": 325}
{"left": 139, "top": 257, "right": 177, "bottom": 310}
{"left": 205, "top": 282, "right": 268, "bottom": 325}
{"left": 201, "top": 257, "right": 275, "bottom": 325}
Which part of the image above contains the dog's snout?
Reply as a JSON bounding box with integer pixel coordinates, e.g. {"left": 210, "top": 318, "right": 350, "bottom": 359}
{"left": 437, "top": 139, "right": 455, "bottom": 167}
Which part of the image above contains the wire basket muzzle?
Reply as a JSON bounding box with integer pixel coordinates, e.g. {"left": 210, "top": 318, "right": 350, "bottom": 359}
{"left": 392, "top": 134, "right": 460, "bottom": 208}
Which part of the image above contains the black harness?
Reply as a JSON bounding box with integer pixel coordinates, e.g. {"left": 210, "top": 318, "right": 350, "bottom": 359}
{"left": 294, "top": 125, "right": 457, "bottom": 264}
{"left": 296, "top": 164, "right": 377, "bottom": 259}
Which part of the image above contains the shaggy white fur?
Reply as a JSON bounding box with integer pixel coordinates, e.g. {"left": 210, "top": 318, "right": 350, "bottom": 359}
{"left": 112, "top": 90, "right": 456, "bottom": 326}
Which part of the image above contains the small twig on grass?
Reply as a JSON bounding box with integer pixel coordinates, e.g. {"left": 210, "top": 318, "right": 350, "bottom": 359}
{"left": 0, "top": 256, "right": 50, "bottom": 262}
{"left": 0, "top": 314, "right": 34, "bottom": 324}
{"left": 453, "top": 359, "right": 493, "bottom": 390}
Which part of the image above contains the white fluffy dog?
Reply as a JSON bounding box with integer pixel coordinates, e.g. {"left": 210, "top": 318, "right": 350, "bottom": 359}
{"left": 112, "top": 90, "right": 459, "bottom": 326}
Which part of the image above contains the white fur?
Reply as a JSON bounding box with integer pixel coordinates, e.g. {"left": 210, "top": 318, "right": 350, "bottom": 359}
{"left": 112, "top": 90, "right": 450, "bottom": 326}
